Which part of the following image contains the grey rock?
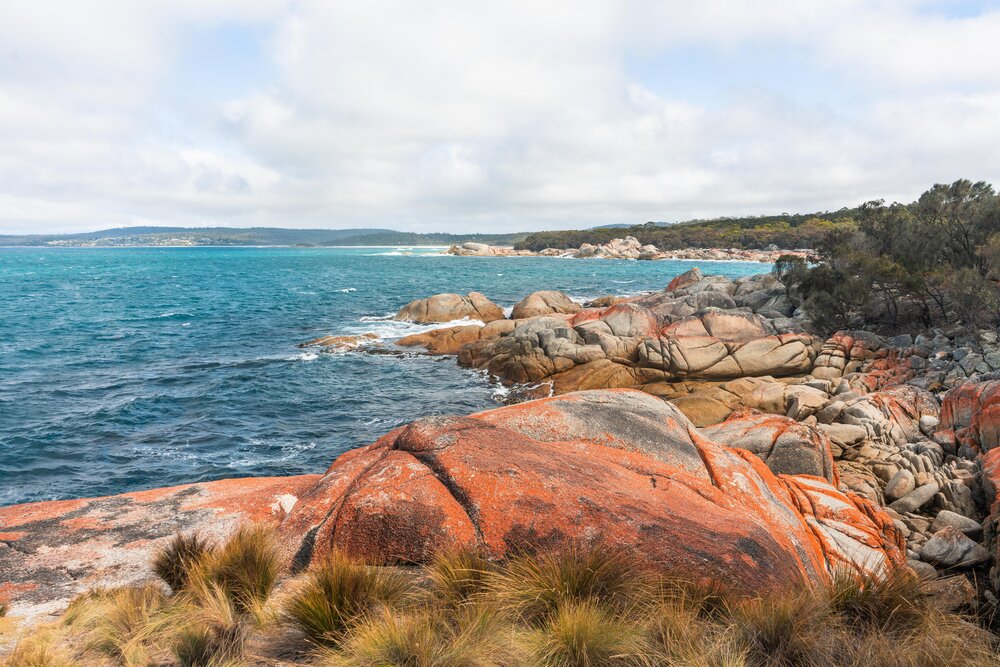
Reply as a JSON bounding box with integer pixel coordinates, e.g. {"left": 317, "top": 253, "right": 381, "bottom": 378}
{"left": 889, "top": 482, "right": 939, "bottom": 514}
{"left": 930, "top": 510, "right": 982, "bottom": 538}
{"left": 918, "top": 415, "right": 939, "bottom": 435}
{"left": 920, "top": 526, "right": 991, "bottom": 568}
{"left": 886, "top": 334, "right": 914, "bottom": 347}
{"left": 908, "top": 559, "right": 938, "bottom": 580}
{"left": 885, "top": 469, "right": 916, "bottom": 502}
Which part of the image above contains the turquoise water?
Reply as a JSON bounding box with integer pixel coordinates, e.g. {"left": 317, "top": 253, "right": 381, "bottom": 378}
{"left": 0, "top": 247, "right": 768, "bottom": 505}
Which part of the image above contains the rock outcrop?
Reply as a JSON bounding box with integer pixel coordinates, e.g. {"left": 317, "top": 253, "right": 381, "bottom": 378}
{"left": 394, "top": 291, "right": 505, "bottom": 323}
{"left": 702, "top": 409, "right": 838, "bottom": 483}
{"left": 0, "top": 476, "right": 320, "bottom": 625}
{"left": 281, "top": 390, "right": 904, "bottom": 592}
{"left": 510, "top": 290, "right": 582, "bottom": 319}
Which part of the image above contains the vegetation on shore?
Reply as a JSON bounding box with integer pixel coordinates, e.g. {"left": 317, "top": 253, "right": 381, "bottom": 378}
{"left": 515, "top": 210, "right": 858, "bottom": 252}
{"left": 774, "top": 179, "right": 1000, "bottom": 333}
{"left": 4, "top": 527, "right": 997, "bottom": 667}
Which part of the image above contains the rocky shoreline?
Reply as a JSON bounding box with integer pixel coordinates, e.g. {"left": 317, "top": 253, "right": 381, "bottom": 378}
{"left": 447, "top": 236, "right": 808, "bottom": 263}
{"left": 4, "top": 267, "right": 1000, "bottom": 634}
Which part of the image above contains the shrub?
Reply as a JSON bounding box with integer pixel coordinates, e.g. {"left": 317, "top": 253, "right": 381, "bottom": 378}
{"left": 490, "top": 545, "right": 649, "bottom": 624}
{"left": 196, "top": 525, "right": 281, "bottom": 615}
{"left": 525, "top": 600, "right": 647, "bottom": 667}
{"left": 285, "top": 551, "right": 412, "bottom": 646}
{"left": 153, "top": 533, "right": 214, "bottom": 593}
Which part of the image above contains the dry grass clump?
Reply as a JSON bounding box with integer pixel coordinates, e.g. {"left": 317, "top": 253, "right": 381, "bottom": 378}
{"left": 321, "top": 606, "right": 511, "bottom": 667}
{"left": 725, "top": 593, "right": 832, "bottom": 667}
{"left": 523, "top": 600, "right": 648, "bottom": 667}
{"left": 10, "top": 535, "right": 1000, "bottom": 667}
{"left": 153, "top": 533, "right": 215, "bottom": 593}
{"left": 489, "top": 545, "right": 652, "bottom": 624}
{"left": 284, "top": 551, "right": 412, "bottom": 646}
{"left": 194, "top": 525, "right": 281, "bottom": 616}
{"left": 426, "top": 548, "right": 496, "bottom": 608}
{"left": 2, "top": 632, "right": 79, "bottom": 667}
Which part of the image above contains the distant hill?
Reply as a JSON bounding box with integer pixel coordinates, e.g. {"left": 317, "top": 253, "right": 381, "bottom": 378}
{"left": 0, "top": 226, "right": 529, "bottom": 248}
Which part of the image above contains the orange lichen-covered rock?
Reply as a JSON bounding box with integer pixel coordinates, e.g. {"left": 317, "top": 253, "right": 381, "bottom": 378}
{"left": 702, "top": 409, "right": 839, "bottom": 484}
{"left": 282, "top": 390, "right": 905, "bottom": 593}
{"left": 667, "top": 267, "right": 703, "bottom": 291}
{"left": 939, "top": 379, "right": 1000, "bottom": 455}
{"left": 397, "top": 320, "right": 515, "bottom": 355}
{"left": 811, "top": 331, "right": 882, "bottom": 381}
{"left": 394, "top": 291, "right": 505, "bottom": 323}
{"left": 0, "top": 475, "right": 320, "bottom": 625}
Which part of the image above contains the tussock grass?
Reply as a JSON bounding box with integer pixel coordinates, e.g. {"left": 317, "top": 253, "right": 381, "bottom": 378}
{"left": 153, "top": 532, "right": 215, "bottom": 593}
{"left": 284, "top": 551, "right": 412, "bottom": 646}
{"left": 194, "top": 525, "right": 281, "bottom": 616}
{"left": 524, "top": 600, "right": 648, "bottom": 667}
{"left": 427, "top": 548, "right": 496, "bottom": 607}
{"left": 725, "top": 593, "right": 831, "bottom": 667}
{"left": 490, "top": 545, "right": 651, "bottom": 624}
{"left": 21, "top": 534, "right": 1000, "bottom": 667}
{"left": 2, "top": 632, "right": 78, "bottom": 667}
{"left": 320, "top": 606, "right": 512, "bottom": 667}
{"left": 77, "top": 584, "right": 167, "bottom": 665}
{"left": 826, "top": 568, "right": 927, "bottom": 635}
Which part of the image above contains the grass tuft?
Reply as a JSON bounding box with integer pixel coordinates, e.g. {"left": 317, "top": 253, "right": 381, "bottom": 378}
{"left": 2, "top": 632, "right": 78, "bottom": 667}
{"left": 726, "top": 593, "right": 830, "bottom": 667}
{"left": 153, "top": 532, "right": 215, "bottom": 593}
{"left": 427, "top": 548, "right": 496, "bottom": 607}
{"left": 827, "top": 567, "right": 927, "bottom": 635}
{"left": 285, "top": 551, "right": 412, "bottom": 646}
{"left": 320, "top": 607, "right": 511, "bottom": 667}
{"left": 526, "top": 600, "right": 648, "bottom": 667}
{"left": 195, "top": 525, "right": 282, "bottom": 615}
{"left": 76, "top": 584, "right": 166, "bottom": 666}
{"left": 490, "top": 545, "right": 649, "bottom": 624}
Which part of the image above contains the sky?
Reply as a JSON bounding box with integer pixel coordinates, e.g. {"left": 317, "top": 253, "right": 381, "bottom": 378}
{"left": 3, "top": 1, "right": 1000, "bottom": 234}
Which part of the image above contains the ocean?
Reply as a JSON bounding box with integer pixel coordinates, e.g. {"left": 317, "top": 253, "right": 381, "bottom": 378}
{"left": 0, "top": 246, "right": 769, "bottom": 506}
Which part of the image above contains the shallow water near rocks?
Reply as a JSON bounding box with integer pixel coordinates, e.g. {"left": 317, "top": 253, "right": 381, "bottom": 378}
{"left": 0, "top": 246, "right": 767, "bottom": 505}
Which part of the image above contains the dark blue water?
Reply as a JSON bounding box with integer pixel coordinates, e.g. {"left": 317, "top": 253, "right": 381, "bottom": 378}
{"left": 0, "top": 247, "right": 767, "bottom": 505}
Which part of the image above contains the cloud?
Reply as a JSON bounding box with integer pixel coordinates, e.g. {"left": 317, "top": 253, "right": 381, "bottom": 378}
{"left": 1, "top": 0, "right": 1000, "bottom": 233}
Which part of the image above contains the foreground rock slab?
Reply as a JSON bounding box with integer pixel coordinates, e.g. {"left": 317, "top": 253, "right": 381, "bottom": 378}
{"left": 0, "top": 475, "right": 320, "bottom": 626}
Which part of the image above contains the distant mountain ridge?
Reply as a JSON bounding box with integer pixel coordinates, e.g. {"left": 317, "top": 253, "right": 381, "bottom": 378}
{"left": 0, "top": 226, "right": 530, "bottom": 247}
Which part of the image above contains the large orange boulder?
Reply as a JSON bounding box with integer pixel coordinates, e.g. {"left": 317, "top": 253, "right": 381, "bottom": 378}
{"left": 939, "top": 378, "right": 1000, "bottom": 455}
{"left": 282, "top": 390, "right": 905, "bottom": 593}
{"left": 394, "top": 291, "right": 505, "bottom": 323}
{"left": 510, "top": 290, "right": 582, "bottom": 319}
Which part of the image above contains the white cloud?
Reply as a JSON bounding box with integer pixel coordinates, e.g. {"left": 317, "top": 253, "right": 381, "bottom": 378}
{"left": 1, "top": 0, "right": 1000, "bottom": 233}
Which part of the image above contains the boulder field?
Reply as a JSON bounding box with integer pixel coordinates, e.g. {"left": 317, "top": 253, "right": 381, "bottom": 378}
{"left": 0, "top": 390, "right": 905, "bottom": 627}
{"left": 386, "top": 270, "right": 1000, "bottom": 601}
